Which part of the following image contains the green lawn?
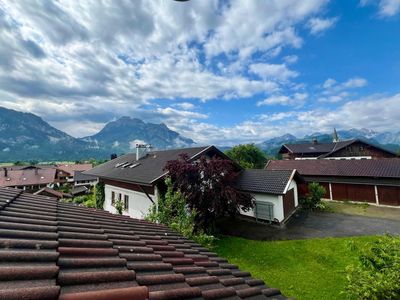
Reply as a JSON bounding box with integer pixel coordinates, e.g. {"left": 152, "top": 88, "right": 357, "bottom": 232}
{"left": 214, "top": 236, "right": 381, "bottom": 300}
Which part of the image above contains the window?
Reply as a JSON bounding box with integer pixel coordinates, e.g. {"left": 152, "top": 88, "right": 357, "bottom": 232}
{"left": 124, "top": 195, "right": 129, "bottom": 211}
{"left": 111, "top": 191, "right": 115, "bottom": 205}
{"left": 359, "top": 146, "right": 364, "bottom": 151}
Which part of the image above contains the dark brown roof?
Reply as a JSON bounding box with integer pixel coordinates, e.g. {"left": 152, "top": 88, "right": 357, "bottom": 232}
{"left": 265, "top": 158, "right": 400, "bottom": 178}
{"left": 85, "top": 146, "right": 230, "bottom": 185}
{"left": 0, "top": 187, "right": 286, "bottom": 300}
{"left": 280, "top": 139, "right": 396, "bottom": 157}
{"left": 237, "top": 170, "right": 297, "bottom": 195}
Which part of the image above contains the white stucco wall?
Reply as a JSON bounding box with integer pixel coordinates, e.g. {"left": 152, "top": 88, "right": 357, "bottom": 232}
{"left": 240, "top": 179, "right": 299, "bottom": 223}
{"left": 104, "top": 184, "right": 157, "bottom": 219}
{"left": 240, "top": 193, "right": 284, "bottom": 222}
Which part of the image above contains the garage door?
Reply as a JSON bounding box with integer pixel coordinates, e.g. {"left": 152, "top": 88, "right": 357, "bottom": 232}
{"left": 332, "top": 183, "right": 375, "bottom": 203}
{"left": 378, "top": 186, "right": 400, "bottom": 206}
{"left": 283, "top": 188, "right": 296, "bottom": 218}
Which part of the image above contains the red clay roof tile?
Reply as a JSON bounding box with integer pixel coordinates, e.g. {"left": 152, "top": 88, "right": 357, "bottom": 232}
{"left": 0, "top": 187, "right": 286, "bottom": 299}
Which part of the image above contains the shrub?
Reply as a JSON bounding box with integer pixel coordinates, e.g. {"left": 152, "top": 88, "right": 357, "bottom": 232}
{"left": 73, "top": 194, "right": 96, "bottom": 208}
{"left": 114, "top": 199, "right": 124, "bottom": 215}
{"left": 95, "top": 182, "right": 105, "bottom": 209}
{"left": 344, "top": 235, "right": 400, "bottom": 300}
{"left": 147, "top": 177, "right": 216, "bottom": 248}
{"left": 73, "top": 195, "right": 86, "bottom": 204}
{"left": 302, "top": 182, "right": 326, "bottom": 210}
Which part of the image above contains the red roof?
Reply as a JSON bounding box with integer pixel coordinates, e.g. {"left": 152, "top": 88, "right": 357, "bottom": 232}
{"left": 0, "top": 168, "right": 56, "bottom": 187}
{"left": 56, "top": 164, "right": 93, "bottom": 176}
{"left": 0, "top": 187, "right": 285, "bottom": 299}
{"left": 266, "top": 158, "right": 400, "bottom": 178}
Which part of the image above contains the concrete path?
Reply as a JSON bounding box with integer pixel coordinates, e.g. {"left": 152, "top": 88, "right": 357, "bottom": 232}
{"left": 218, "top": 211, "right": 400, "bottom": 241}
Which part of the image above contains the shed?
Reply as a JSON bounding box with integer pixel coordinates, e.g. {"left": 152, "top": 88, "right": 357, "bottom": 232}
{"left": 236, "top": 169, "right": 301, "bottom": 223}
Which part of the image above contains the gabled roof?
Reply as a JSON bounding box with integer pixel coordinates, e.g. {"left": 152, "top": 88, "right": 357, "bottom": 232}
{"left": 265, "top": 158, "right": 400, "bottom": 178}
{"left": 280, "top": 139, "right": 356, "bottom": 155}
{"left": 0, "top": 187, "right": 286, "bottom": 299}
{"left": 0, "top": 168, "right": 56, "bottom": 187}
{"left": 34, "top": 187, "right": 72, "bottom": 198}
{"left": 236, "top": 169, "right": 299, "bottom": 195}
{"left": 56, "top": 164, "right": 93, "bottom": 176}
{"left": 280, "top": 139, "right": 397, "bottom": 157}
{"left": 85, "top": 146, "right": 232, "bottom": 185}
{"left": 74, "top": 171, "right": 97, "bottom": 182}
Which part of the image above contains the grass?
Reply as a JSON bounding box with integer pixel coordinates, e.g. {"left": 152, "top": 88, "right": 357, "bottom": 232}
{"left": 214, "top": 235, "right": 381, "bottom": 300}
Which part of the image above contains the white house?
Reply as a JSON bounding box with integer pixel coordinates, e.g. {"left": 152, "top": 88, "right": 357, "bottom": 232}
{"left": 236, "top": 169, "right": 301, "bottom": 223}
{"left": 85, "top": 145, "right": 231, "bottom": 219}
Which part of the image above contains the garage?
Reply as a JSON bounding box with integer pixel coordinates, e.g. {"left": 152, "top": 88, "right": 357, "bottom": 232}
{"left": 237, "top": 169, "right": 302, "bottom": 224}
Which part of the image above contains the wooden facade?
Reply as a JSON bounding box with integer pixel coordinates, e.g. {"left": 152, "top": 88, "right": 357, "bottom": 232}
{"left": 102, "top": 179, "right": 155, "bottom": 195}
{"left": 298, "top": 181, "right": 400, "bottom": 206}
{"left": 283, "top": 188, "right": 296, "bottom": 218}
{"left": 327, "top": 141, "right": 395, "bottom": 159}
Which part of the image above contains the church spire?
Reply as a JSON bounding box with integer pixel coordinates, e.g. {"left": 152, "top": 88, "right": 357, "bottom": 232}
{"left": 333, "top": 128, "right": 339, "bottom": 143}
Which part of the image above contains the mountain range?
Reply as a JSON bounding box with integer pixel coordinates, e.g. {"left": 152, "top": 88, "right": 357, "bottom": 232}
{"left": 0, "top": 107, "right": 194, "bottom": 162}
{"left": 0, "top": 106, "right": 399, "bottom": 162}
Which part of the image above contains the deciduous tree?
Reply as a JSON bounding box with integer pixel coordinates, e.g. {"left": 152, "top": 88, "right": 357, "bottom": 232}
{"left": 225, "top": 144, "right": 267, "bottom": 169}
{"left": 164, "top": 154, "right": 253, "bottom": 232}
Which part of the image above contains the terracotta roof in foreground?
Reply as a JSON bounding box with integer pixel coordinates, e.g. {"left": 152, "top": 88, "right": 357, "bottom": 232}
{"left": 0, "top": 187, "right": 286, "bottom": 300}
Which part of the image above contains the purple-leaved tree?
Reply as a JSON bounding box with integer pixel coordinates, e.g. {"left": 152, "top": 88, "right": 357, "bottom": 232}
{"left": 164, "top": 154, "right": 253, "bottom": 232}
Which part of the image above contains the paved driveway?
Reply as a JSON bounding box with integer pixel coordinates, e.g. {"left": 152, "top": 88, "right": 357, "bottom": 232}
{"left": 218, "top": 211, "right": 400, "bottom": 241}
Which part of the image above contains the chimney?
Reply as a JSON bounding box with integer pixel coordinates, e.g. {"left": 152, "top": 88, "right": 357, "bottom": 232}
{"left": 35, "top": 167, "right": 38, "bottom": 175}
{"left": 110, "top": 153, "right": 117, "bottom": 160}
{"left": 312, "top": 138, "right": 318, "bottom": 145}
{"left": 136, "top": 144, "right": 152, "bottom": 161}
{"left": 3, "top": 167, "right": 7, "bottom": 177}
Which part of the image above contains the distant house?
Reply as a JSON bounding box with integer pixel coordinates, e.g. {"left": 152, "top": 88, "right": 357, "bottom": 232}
{"left": 0, "top": 166, "right": 56, "bottom": 191}
{"left": 236, "top": 169, "right": 301, "bottom": 223}
{"left": 34, "top": 187, "right": 72, "bottom": 199}
{"left": 266, "top": 158, "right": 400, "bottom": 207}
{"left": 85, "top": 145, "right": 231, "bottom": 219}
{"left": 279, "top": 139, "right": 397, "bottom": 160}
{"left": 73, "top": 171, "right": 98, "bottom": 187}
{"left": 56, "top": 163, "right": 93, "bottom": 183}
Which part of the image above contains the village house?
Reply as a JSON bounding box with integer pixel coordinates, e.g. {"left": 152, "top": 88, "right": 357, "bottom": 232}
{"left": 86, "top": 145, "right": 302, "bottom": 224}
{"left": 279, "top": 138, "right": 397, "bottom": 160}
{"left": 73, "top": 171, "right": 98, "bottom": 187}
{"left": 85, "top": 145, "right": 230, "bottom": 219}
{"left": 0, "top": 165, "right": 56, "bottom": 191}
{"left": 0, "top": 163, "right": 93, "bottom": 193}
{"left": 266, "top": 158, "right": 400, "bottom": 207}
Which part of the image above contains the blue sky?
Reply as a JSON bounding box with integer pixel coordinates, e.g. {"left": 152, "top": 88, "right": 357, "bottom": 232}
{"left": 0, "top": 0, "right": 399, "bottom": 145}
